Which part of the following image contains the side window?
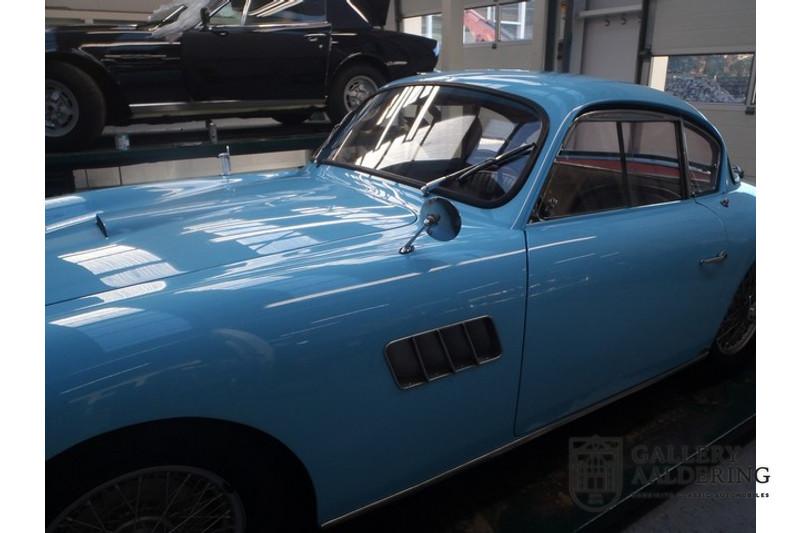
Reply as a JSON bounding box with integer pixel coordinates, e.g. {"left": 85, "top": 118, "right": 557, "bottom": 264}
{"left": 684, "top": 125, "right": 720, "bottom": 195}
{"left": 210, "top": 0, "right": 245, "bottom": 26}
{"left": 245, "top": 0, "right": 325, "bottom": 24}
{"left": 620, "top": 121, "right": 683, "bottom": 206}
{"left": 539, "top": 120, "right": 628, "bottom": 218}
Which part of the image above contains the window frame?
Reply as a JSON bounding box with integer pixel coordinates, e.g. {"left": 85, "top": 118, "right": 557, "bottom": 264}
{"left": 319, "top": 81, "right": 551, "bottom": 209}
{"left": 649, "top": 51, "right": 756, "bottom": 108}
{"left": 463, "top": 0, "right": 535, "bottom": 46}
{"left": 205, "top": 0, "right": 327, "bottom": 28}
{"left": 402, "top": 12, "right": 442, "bottom": 43}
{"left": 531, "top": 107, "right": 722, "bottom": 222}
{"left": 681, "top": 122, "right": 722, "bottom": 198}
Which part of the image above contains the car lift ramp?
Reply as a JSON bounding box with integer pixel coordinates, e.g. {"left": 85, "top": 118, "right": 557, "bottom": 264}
{"left": 328, "top": 353, "right": 756, "bottom": 533}
{"left": 45, "top": 119, "right": 333, "bottom": 197}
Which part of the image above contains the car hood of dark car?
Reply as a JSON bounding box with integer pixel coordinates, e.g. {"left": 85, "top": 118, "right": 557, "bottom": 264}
{"left": 45, "top": 168, "right": 417, "bottom": 305}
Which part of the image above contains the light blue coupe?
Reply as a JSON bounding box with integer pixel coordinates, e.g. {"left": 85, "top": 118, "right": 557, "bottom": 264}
{"left": 45, "top": 71, "right": 755, "bottom": 532}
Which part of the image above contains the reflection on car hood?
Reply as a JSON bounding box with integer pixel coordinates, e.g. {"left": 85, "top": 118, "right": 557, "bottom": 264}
{"left": 328, "top": 0, "right": 390, "bottom": 28}
{"left": 45, "top": 168, "right": 416, "bottom": 305}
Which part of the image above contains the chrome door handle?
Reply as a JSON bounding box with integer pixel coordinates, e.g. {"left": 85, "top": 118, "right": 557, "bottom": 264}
{"left": 699, "top": 250, "right": 728, "bottom": 265}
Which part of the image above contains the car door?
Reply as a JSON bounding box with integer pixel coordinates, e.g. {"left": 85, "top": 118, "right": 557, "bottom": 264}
{"left": 515, "top": 109, "right": 731, "bottom": 435}
{"left": 181, "top": 0, "right": 330, "bottom": 102}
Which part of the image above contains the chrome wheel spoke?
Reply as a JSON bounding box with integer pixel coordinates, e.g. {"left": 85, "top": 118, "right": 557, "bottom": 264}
{"left": 48, "top": 466, "right": 244, "bottom": 533}
{"left": 715, "top": 267, "right": 755, "bottom": 355}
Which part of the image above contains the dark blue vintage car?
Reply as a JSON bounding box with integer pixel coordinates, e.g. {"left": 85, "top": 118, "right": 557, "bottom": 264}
{"left": 45, "top": 71, "right": 755, "bottom": 531}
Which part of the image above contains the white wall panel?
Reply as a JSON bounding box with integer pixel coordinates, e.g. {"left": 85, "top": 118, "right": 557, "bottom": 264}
{"left": 401, "top": 0, "right": 443, "bottom": 17}
{"left": 45, "top": 0, "right": 163, "bottom": 13}
{"left": 463, "top": 42, "right": 538, "bottom": 69}
{"left": 650, "top": 0, "right": 755, "bottom": 55}
{"left": 702, "top": 108, "right": 756, "bottom": 181}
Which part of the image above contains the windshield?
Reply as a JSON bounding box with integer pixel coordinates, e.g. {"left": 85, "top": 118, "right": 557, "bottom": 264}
{"left": 144, "top": 0, "right": 219, "bottom": 34}
{"left": 321, "top": 84, "right": 544, "bottom": 204}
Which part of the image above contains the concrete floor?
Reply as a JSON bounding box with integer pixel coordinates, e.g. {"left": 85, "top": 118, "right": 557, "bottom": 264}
{"left": 622, "top": 440, "right": 756, "bottom": 533}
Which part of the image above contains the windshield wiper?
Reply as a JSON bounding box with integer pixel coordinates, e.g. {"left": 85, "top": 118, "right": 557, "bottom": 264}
{"left": 420, "top": 141, "right": 536, "bottom": 196}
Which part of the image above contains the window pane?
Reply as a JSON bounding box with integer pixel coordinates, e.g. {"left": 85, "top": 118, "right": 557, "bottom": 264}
{"left": 621, "top": 121, "right": 683, "bottom": 206}
{"left": 246, "top": 0, "right": 325, "bottom": 23}
{"left": 211, "top": 0, "right": 245, "bottom": 25}
{"left": 403, "top": 13, "right": 442, "bottom": 48}
{"left": 464, "top": 6, "right": 497, "bottom": 43}
{"left": 499, "top": 1, "right": 534, "bottom": 41}
{"left": 685, "top": 125, "right": 720, "bottom": 195}
{"left": 325, "top": 85, "right": 543, "bottom": 203}
{"left": 539, "top": 121, "right": 627, "bottom": 218}
{"left": 652, "top": 53, "right": 754, "bottom": 104}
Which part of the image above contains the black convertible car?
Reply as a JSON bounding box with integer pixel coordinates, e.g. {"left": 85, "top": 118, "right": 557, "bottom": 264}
{"left": 45, "top": 0, "right": 438, "bottom": 151}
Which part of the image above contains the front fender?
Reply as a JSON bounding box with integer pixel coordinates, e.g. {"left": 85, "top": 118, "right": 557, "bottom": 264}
{"left": 46, "top": 215, "right": 528, "bottom": 523}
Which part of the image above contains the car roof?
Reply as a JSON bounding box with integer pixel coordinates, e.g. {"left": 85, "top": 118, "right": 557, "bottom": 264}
{"left": 389, "top": 70, "right": 707, "bottom": 127}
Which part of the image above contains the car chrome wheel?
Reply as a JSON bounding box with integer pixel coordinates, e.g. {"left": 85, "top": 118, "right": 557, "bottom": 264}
{"left": 343, "top": 75, "right": 378, "bottom": 112}
{"left": 46, "top": 79, "right": 80, "bottom": 138}
{"left": 47, "top": 466, "right": 245, "bottom": 533}
{"left": 715, "top": 266, "right": 755, "bottom": 355}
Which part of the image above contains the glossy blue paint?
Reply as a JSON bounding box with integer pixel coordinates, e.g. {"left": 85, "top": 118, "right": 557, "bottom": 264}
{"left": 517, "top": 199, "right": 730, "bottom": 434}
{"left": 46, "top": 71, "right": 755, "bottom": 526}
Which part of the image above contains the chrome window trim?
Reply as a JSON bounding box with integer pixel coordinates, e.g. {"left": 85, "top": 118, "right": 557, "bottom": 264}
{"left": 531, "top": 107, "right": 723, "bottom": 222}
{"left": 681, "top": 121, "right": 722, "bottom": 198}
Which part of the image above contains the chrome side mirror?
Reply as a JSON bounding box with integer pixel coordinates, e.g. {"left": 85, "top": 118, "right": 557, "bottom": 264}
{"left": 399, "top": 198, "right": 462, "bottom": 255}
{"left": 731, "top": 164, "right": 744, "bottom": 185}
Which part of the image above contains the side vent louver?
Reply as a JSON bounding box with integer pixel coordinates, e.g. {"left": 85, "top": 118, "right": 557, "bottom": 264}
{"left": 385, "top": 316, "right": 502, "bottom": 389}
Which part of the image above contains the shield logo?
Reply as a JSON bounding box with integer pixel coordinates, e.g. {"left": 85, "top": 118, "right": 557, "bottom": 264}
{"left": 569, "top": 436, "right": 623, "bottom": 512}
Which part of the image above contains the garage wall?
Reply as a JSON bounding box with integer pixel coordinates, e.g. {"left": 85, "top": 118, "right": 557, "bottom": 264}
{"left": 400, "top": 0, "right": 548, "bottom": 70}
{"left": 46, "top": 0, "right": 160, "bottom": 9}
{"left": 45, "top": 0, "right": 162, "bottom": 23}
{"left": 463, "top": 41, "right": 540, "bottom": 69}
{"left": 562, "top": 0, "right": 756, "bottom": 179}
{"left": 650, "top": 0, "right": 755, "bottom": 54}
{"left": 647, "top": 0, "right": 756, "bottom": 178}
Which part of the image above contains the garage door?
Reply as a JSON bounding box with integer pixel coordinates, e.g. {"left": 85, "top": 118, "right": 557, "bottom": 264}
{"left": 647, "top": 0, "right": 756, "bottom": 179}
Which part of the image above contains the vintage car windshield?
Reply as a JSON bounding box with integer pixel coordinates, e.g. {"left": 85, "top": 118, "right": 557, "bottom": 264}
{"left": 321, "top": 84, "right": 544, "bottom": 204}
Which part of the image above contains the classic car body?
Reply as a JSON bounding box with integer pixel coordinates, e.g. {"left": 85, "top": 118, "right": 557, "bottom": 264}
{"left": 45, "top": 71, "right": 755, "bottom": 530}
{"left": 45, "top": 0, "right": 437, "bottom": 150}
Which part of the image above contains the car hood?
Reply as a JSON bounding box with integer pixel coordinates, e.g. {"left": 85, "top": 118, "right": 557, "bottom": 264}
{"left": 45, "top": 168, "right": 417, "bottom": 305}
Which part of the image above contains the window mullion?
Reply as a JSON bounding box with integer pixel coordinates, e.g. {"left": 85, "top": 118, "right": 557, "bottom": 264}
{"left": 677, "top": 120, "right": 691, "bottom": 199}
{"left": 495, "top": 5, "right": 501, "bottom": 44}
{"left": 616, "top": 122, "right": 632, "bottom": 208}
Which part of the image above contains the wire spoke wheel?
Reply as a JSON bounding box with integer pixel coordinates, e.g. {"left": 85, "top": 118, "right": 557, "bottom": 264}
{"left": 46, "top": 78, "right": 80, "bottom": 137}
{"left": 47, "top": 466, "right": 245, "bottom": 533}
{"left": 715, "top": 266, "right": 755, "bottom": 355}
{"left": 343, "top": 75, "right": 378, "bottom": 112}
